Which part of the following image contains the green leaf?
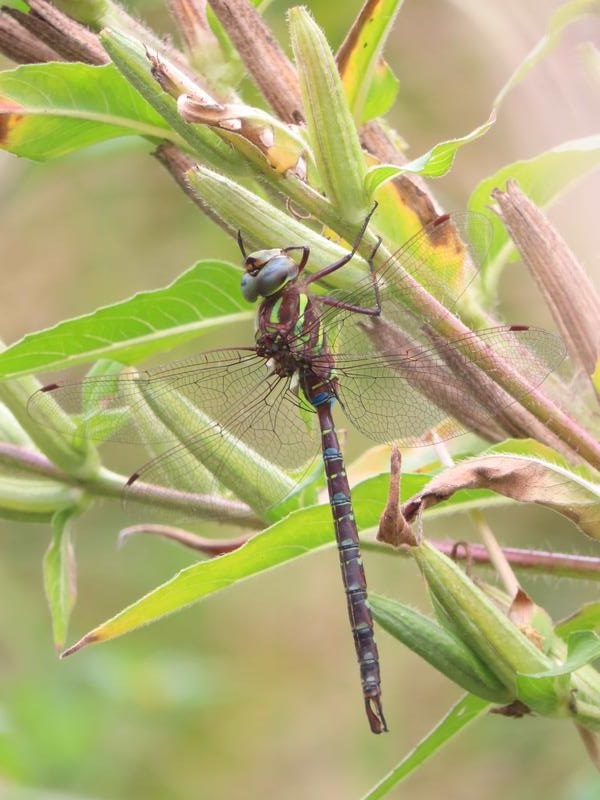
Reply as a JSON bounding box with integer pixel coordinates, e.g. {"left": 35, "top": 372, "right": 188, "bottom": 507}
{"left": 61, "top": 504, "right": 336, "bottom": 652}
{"left": 551, "top": 631, "right": 600, "bottom": 675}
{"left": 556, "top": 602, "right": 600, "bottom": 638}
{"left": 59, "top": 472, "right": 426, "bottom": 653}
{"left": 362, "top": 61, "right": 400, "bottom": 122}
{"left": 337, "top": 0, "right": 405, "bottom": 124}
{"left": 44, "top": 508, "right": 78, "bottom": 649}
{"left": 468, "top": 136, "right": 600, "bottom": 292}
{"left": 0, "top": 62, "right": 175, "bottom": 161}
{"left": 493, "top": 0, "right": 600, "bottom": 109}
{"left": 371, "top": 594, "right": 511, "bottom": 702}
{"left": 515, "top": 632, "right": 600, "bottom": 715}
{"left": 360, "top": 694, "right": 491, "bottom": 799}
{"left": 0, "top": 261, "right": 253, "bottom": 379}
{"left": 364, "top": 110, "right": 496, "bottom": 194}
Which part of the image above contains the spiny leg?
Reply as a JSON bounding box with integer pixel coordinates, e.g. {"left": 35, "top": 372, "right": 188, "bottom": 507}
{"left": 319, "top": 234, "right": 384, "bottom": 317}
{"left": 305, "top": 202, "right": 379, "bottom": 286}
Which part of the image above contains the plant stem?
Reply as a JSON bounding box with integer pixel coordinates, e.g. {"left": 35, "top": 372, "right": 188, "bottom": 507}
{"left": 363, "top": 538, "right": 600, "bottom": 581}
{"left": 0, "top": 441, "right": 261, "bottom": 528}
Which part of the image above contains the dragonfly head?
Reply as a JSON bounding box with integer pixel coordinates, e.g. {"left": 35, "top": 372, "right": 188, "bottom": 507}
{"left": 241, "top": 249, "right": 299, "bottom": 302}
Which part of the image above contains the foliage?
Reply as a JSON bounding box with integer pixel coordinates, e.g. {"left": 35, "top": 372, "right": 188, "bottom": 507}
{"left": 0, "top": 0, "right": 599, "bottom": 797}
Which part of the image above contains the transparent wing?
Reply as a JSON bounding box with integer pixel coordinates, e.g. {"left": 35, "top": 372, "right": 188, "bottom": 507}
{"left": 300, "top": 212, "right": 565, "bottom": 444}
{"left": 314, "top": 211, "right": 493, "bottom": 334}
{"left": 333, "top": 318, "right": 565, "bottom": 445}
{"left": 29, "top": 348, "right": 322, "bottom": 515}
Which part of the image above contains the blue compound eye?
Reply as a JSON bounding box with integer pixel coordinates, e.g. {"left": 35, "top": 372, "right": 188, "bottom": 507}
{"left": 256, "top": 255, "right": 299, "bottom": 296}
{"left": 241, "top": 272, "right": 260, "bottom": 302}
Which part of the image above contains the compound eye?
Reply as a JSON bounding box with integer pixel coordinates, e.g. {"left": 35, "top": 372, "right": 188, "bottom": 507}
{"left": 240, "top": 272, "right": 260, "bottom": 302}
{"left": 256, "top": 255, "right": 298, "bottom": 296}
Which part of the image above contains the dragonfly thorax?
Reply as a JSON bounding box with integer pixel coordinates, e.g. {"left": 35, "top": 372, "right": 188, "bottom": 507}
{"left": 241, "top": 248, "right": 299, "bottom": 302}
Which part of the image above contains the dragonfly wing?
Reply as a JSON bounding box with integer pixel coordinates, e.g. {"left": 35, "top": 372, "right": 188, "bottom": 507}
{"left": 28, "top": 349, "right": 264, "bottom": 445}
{"left": 29, "top": 347, "right": 322, "bottom": 516}
{"left": 300, "top": 211, "right": 563, "bottom": 445}
{"left": 313, "top": 211, "right": 493, "bottom": 336}
{"left": 333, "top": 314, "right": 565, "bottom": 445}
{"left": 124, "top": 369, "right": 321, "bottom": 517}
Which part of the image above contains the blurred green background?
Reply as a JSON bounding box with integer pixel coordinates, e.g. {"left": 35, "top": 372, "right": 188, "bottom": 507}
{"left": 1, "top": 1, "right": 599, "bottom": 798}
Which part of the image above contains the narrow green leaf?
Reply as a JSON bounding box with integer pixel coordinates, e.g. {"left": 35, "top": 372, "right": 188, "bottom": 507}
{"left": 468, "top": 136, "right": 600, "bottom": 292}
{"left": 336, "top": 0, "right": 405, "bottom": 124}
{"left": 362, "top": 60, "right": 400, "bottom": 122}
{"left": 61, "top": 504, "right": 335, "bottom": 652}
{"left": 493, "top": 0, "right": 600, "bottom": 109}
{"left": 289, "top": 7, "right": 369, "bottom": 221}
{"left": 557, "top": 602, "right": 600, "bottom": 638}
{"left": 0, "top": 261, "right": 253, "bottom": 379}
{"left": 371, "top": 594, "right": 511, "bottom": 701}
{"left": 364, "top": 110, "right": 496, "bottom": 195}
{"left": 44, "top": 508, "right": 78, "bottom": 649}
{"left": 522, "top": 631, "right": 600, "bottom": 678}
{"left": 0, "top": 62, "right": 175, "bottom": 161}
{"left": 360, "top": 694, "right": 491, "bottom": 799}
{"left": 59, "top": 472, "right": 428, "bottom": 652}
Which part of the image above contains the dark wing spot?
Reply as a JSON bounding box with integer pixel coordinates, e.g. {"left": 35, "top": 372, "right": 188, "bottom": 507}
{"left": 126, "top": 472, "right": 140, "bottom": 487}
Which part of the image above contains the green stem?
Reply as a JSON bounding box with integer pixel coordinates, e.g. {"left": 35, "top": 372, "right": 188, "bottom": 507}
{"left": 0, "top": 441, "right": 261, "bottom": 529}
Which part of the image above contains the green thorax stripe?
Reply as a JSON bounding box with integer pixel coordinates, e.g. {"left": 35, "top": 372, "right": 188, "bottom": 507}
{"left": 293, "top": 294, "right": 309, "bottom": 336}
{"left": 293, "top": 293, "right": 325, "bottom": 351}
{"left": 268, "top": 296, "right": 283, "bottom": 325}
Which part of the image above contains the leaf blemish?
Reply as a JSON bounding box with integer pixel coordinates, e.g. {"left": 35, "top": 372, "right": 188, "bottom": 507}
{"left": 0, "top": 99, "right": 24, "bottom": 145}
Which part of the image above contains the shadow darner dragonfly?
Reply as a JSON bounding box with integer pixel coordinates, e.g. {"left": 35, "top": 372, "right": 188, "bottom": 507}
{"left": 29, "top": 209, "right": 565, "bottom": 734}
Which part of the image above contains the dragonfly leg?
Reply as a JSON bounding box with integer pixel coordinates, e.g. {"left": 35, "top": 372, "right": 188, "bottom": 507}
{"left": 318, "top": 236, "right": 383, "bottom": 317}
{"left": 281, "top": 245, "right": 310, "bottom": 273}
{"left": 304, "top": 202, "right": 378, "bottom": 286}
{"left": 236, "top": 230, "right": 247, "bottom": 259}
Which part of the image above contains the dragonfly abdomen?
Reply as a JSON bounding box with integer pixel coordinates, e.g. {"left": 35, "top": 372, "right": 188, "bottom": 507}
{"left": 316, "top": 400, "right": 387, "bottom": 734}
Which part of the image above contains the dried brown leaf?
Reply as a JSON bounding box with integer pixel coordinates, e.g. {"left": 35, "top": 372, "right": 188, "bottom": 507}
{"left": 403, "top": 454, "right": 600, "bottom": 539}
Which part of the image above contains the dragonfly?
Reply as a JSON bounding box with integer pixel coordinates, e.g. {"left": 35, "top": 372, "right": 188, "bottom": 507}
{"left": 29, "top": 208, "right": 565, "bottom": 734}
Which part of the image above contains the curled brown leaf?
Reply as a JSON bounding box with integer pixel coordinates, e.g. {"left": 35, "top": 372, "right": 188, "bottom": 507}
{"left": 403, "top": 454, "right": 600, "bottom": 539}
